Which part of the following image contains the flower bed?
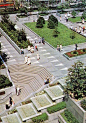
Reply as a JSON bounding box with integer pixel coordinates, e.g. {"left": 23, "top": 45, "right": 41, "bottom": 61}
{"left": 65, "top": 48, "right": 86, "bottom": 58}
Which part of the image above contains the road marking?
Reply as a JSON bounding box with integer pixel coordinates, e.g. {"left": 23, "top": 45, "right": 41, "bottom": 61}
{"left": 2, "top": 49, "right": 8, "bottom": 51}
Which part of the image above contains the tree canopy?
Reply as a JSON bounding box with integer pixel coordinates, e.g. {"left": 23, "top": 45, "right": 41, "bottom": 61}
{"left": 64, "top": 61, "right": 86, "bottom": 99}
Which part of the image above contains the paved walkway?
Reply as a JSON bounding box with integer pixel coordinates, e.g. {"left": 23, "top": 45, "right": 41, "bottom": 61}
{"left": 0, "top": 12, "right": 86, "bottom": 118}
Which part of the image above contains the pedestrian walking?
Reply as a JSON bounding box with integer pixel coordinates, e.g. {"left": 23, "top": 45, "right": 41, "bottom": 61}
{"left": 57, "top": 44, "right": 60, "bottom": 51}
{"left": 35, "top": 45, "right": 38, "bottom": 51}
{"left": 75, "top": 44, "right": 78, "bottom": 50}
{"left": 37, "top": 54, "right": 40, "bottom": 60}
{"left": 27, "top": 57, "right": 31, "bottom": 65}
{"left": 60, "top": 44, "right": 63, "bottom": 51}
{"left": 42, "top": 37, "right": 45, "bottom": 44}
{"left": 16, "top": 86, "right": 20, "bottom": 96}
{"left": 24, "top": 55, "right": 27, "bottom": 64}
{"left": 60, "top": 16, "right": 62, "bottom": 21}
{"left": 9, "top": 97, "right": 13, "bottom": 106}
{"left": 83, "top": 26, "right": 85, "bottom": 32}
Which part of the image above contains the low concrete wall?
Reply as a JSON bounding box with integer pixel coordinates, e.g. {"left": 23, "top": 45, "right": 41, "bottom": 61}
{"left": 0, "top": 28, "right": 21, "bottom": 54}
{"left": 58, "top": 114, "right": 67, "bottom": 123}
{"left": 66, "top": 97, "right": 86, "bottom": 123}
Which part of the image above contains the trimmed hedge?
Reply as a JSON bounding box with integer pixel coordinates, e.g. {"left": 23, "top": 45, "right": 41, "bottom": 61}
{"left": 47, "top": 101, "right": 66, "bottom": 114}
{"left": 32, "top": 113, "right": 48, "bottom": 123}
{"left": 61, "top": 109, "right": 79, "bottom": 123}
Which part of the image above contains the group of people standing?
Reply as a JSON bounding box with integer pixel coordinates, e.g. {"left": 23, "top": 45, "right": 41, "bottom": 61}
{"left": 57, "top": 44, "right": 63, "bottom": 51}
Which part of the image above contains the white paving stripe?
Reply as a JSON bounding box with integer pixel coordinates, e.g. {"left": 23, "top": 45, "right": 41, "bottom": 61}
{"left": 32, "top": 61, "right": 39, "bottom": 64}
{"left": 48, "top": 56, "right": 55, "bottom": 58}
{"left": 31, "top": 57, "right": 36, "bottom": 60}
{"left": 7, "top": 52, "right": 10, "bottom": 54}
{"left": 38, "top": 47, "right": 43, "bottom": 49}
{"left": 7, "top": 59, "right": 16, "bottom": 62}
{"left": 51, "top": 59, "right": 58, "bottom": 62}
{"left": 40, "top": 49, "right": 46, "bottom": 52}
{"left": 9, "top": 55, "right": 13, "bottom": 58}
{"left": 55, "top": 63, "right": 63, "bottom": 66}
{"left": 39, "top": 65, "right": 43, "bottom": 67}
{"left": 61, "top": 67, "right": 68, "bottom": 70}
{"left": 2, "top": 49, "right": 8, "bottom": 51}
{"left": 2, "top": 46, "right": 6, "bottom": 48}
{"left": 43, "top": 53, "right": 50, "bottom": 55}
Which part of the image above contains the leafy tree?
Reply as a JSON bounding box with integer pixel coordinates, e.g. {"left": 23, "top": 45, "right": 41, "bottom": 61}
{"left": 36, "top": 17, "right": 45, "bottom": 28}
{"left": 64, "top": 61, "right": 86, "bottom": 99}
{"left": 48, "top": 15, "right": 58, "bottom": 26}
{"left": 47, "top": 20, "right": 55, "bottom": 29}
{"left": 71, "top": 10, "right": 77, "bottom": 18}
{"left": 19, "top": 7, "right": 28, "bottom": 15}
{"left": 18, "top": 29, "right": 27, "bottom": 42}
{"left": 1, "top": 14, "right": 9, "bottom": 23}
{"left": 81, "top": 11, "right": 86, "bottom": 19}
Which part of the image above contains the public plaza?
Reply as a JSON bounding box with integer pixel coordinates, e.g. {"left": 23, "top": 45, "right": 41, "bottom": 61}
{"left": 0, "top": 6, "right": 86, "bottom": 123}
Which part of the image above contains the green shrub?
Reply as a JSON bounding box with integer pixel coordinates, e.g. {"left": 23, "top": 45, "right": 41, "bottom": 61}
{"left": 36, "top": 17, "right": 45, "bottom": 28}
{"left": 0, "top": 75, "right": 12, "bottom": 89}
{"left": 47, "top": 102, "right": 66, "bottom": 114}
{"left": 81, "top": 99, "right": 86, "bottom": 111}
{"left": 32, "top": 113, "right": 48, "bottom": 123}
{"left": 47, "top": 20, "right": 55, "bottom": 29}
{"left": 61, "top": 110, "right": 79, "bottom": 123}
{"left": 48, "top": 15, "right": 58, "bottom": 26}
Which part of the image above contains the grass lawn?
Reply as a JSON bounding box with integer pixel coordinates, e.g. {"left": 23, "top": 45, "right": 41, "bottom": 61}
{"left": 25, "top": 21, "right": 86, "bottom": 48}
{"left": 68, "top": 16, "right": 86, "bottom": 23}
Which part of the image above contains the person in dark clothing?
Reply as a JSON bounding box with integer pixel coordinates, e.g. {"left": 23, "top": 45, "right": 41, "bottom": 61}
{"left": 9, "top": 97, "right": 12, "bottom": 105}
{"left": 75, "top": 44, "right": 78, "bottom": 50}
{"left": 6, "top": 104, "right": 10, "bottom": 109}
{"left": 42, "top": 37, "right": 45, "bottom": 44}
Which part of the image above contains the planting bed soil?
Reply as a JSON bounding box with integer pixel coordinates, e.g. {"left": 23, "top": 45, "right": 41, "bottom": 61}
{"left": 65, "top": 48, "right": 86, "bottom": 58}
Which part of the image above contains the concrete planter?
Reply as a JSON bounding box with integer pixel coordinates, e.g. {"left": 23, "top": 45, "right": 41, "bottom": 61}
{"left": 58, "top": 114, "right": 67, "bottom": 123}
{"left": 47, "top": 109, "right": 66, "bottom": 121}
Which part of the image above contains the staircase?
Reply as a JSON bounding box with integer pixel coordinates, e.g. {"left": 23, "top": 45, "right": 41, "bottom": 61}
{"left": 8, "top": 64, "right": 52, "bottom": 101}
